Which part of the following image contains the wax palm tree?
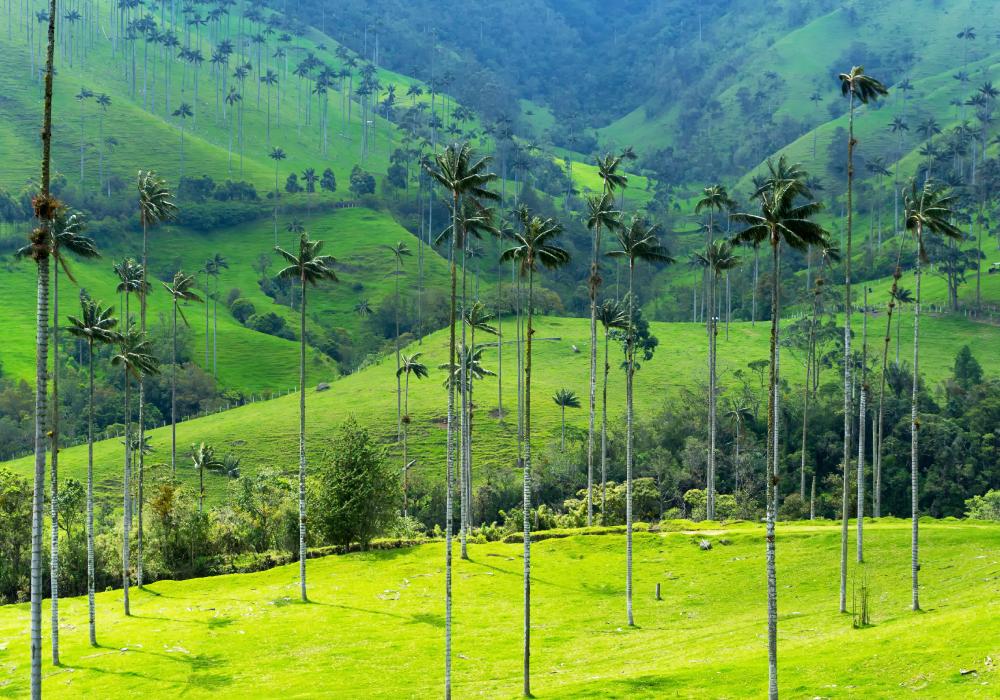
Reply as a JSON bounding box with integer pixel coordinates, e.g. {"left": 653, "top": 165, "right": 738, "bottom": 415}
{"left": 874, "top": 282, "right": 914, "bottom": 517}
{"left": 724, "top": 398, "right": 753, "bottom": 494}
{"left": 275, "top": 232, "right": 337, "bottom": 602}
{"left": 500, "top": 207, "right": 570, "bottom": 697}
{"left": 161, "top": 271, "right": 202, "bottom": 478}
{"left": 28, "top": 2, "right": 58, "bottom": 686}
{"left": 209, "top": 253, "right": 228, "bottom": 379}
{"left": 552, "top": 389, "right": 581, "bottom": 450}
{"left": 838, "top": 63, "right": 888, "bottom": 616}
{"left": 607, "top": 215, "right": 673, "bottom": 627}
{"left": 397, "top": 353, "right": 429, "bottom": 517}
{"left": 695, "top": 185, "right": 736, "bottom": 330}
{"left": 597, "top": 298, "right": 627, "bottom": 517}
{"left": 190, "top": 442, "right": 224, "bottom": 513}
{"left": 42, "top": 210, "right": 99, "bottom": 657}
{"left": 67, "top": 297, "right": 118, "bottom": 647}
{"left": 903, "top": 180, "right": 961, "bottom": 611}
{"left": 801, "top": 244, "right": 840, "bottom": 499}
{"left": 584, "top": 191, "right": 621, "bottom": 526}
{"left": 96, "top": 94, "right": 112, "bottom": 192}
{"left": 261, "top": 69, "right": 278, "bottom": 147}
{"left": 136, "top": 170, "right": 174, "bottom": 589}
{"left": 110, "top": 324, "right": 159, "bottom": 617}
{"left": 385, "top": 241, "right": 412, "bottom": 438}
{"left": 269, "top": 147, "right": 287, "bottom": 199}
{"left": 691, "top": 240, "right": 741, "bottom": 519}
{"left": 172, "top": 102, "right": 193, "bottom": 175}
{"left": 461, "top": 300, "right": 498, "bottom": 533}
{"left": 731, "top": 157, "right": 826, "bottom": 698}
{"left": 422, "top": 141, "right": 497, "bottom": 699}
{"left": 354, "top": 299, "right": 372, "bottom": 317}
{"left": 225, "top": 88, "right": 242, "bottom": 173}
{"left": 113, "top": 258, "right": 145, "bottom": 325}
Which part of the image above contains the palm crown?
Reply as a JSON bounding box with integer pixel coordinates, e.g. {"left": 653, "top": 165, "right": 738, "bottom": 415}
{"left": 67, "top": 297, "right": 119, "bottom": 346}
{"left": 607, "top": 215, "right": 674, "bottom": 266}
{"left": 137, "top": 170, "right": 177, "bottom": 228}
{"left": 422, "top": 141, "right": 499, "bottom": 205}
{"left": 111, "top": 323, "right": 159, "bottom": 380}
{"left": 839, "top": 65, "right": 889, "bottom": 104}
{"left": 692, "top": 240, "right": 742, "bottom": 275}
{"left": 500, "top": 207, "right": 570, "bottom": 275}
{"left": 903, "top": 179, "right": 963, "bottom": 261}
{"left": 275, "top": 233, "right": 338, "bottom": 284}
{"left": 162, "top": 270, "right": 203, "bottom": 325}
{"left": 397, "top": 352, "right": 430, "bottom": 380}
{"left": 732, "top": 158, "right": 828, "bottom": 252}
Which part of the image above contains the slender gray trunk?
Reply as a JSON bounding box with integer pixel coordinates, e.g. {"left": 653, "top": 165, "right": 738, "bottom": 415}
{"left": 765, "top": 239, "right": 781, "bottom": 700}
{"left": 625, "top": 261, "right": 635, "bottom": 626}
{"left": 298, "top": 275, "right": 308, "bottom": 601}
{"left": 601, "top": 325, "right": 610, "bottom": 520}
{"left": 87, "top": 342, "right": 97, "bottom": 645}
{"left": 523, "top": 263, "right": 535, "bottom": 695}
{"left": 911, "top": 248, "right": 922, "bottom": 611}
{"left": 50, "top": 252, "right": 61, "bottom": 664}
{"left": 443, "top": 192, "right": 458, "bottom": 700}
{"left": 840, "top": 91, "right": 856, "bottom": 615}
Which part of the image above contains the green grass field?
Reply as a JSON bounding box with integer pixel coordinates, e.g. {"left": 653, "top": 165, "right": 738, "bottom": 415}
{"left": 3, "top": 313, "right": 997, "bottom": 506}
{"left": 0, "top": 519, "right": 997, "bottom": 697}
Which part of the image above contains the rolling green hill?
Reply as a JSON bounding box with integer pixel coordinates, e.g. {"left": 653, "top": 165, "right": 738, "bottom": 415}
{"left": 0, "top": 519, "right": 997, "bottom": 697}
{"left": 3, "top": 313, "right": 996, "bottom": 506}
{"left": 0, "top": 206, "right": 457, "bottom": 392}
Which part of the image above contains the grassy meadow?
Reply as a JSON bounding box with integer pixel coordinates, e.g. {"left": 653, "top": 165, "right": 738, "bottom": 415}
{"left": 0, "top": 519, "right": 997, "bottom": 697}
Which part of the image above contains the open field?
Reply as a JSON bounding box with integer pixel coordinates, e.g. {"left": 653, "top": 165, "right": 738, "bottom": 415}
{"left": 0, "top": 519, "right": 997, "bottom": 698}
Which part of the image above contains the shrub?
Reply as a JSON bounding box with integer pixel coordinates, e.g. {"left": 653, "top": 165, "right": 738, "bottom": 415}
{"left": 965, "top": 490, "right": 1000, "bottom": 520}
{"left": 230, "top": 298, "right": 256, "bottom": 324}
{"left": 313, "top": 418, "right": 400, "bottom": 548}
{"left": 246, "top": 311, "right": 293, "bottom": 340}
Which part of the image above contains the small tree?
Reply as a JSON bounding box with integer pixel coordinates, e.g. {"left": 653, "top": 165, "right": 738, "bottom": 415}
{"left": 552, "top": 389, "right": 581, "bottom": 451}
{"left": 314, "top": 418, "right": 400, "bottom": 548}
{"left": 320, "top": 167, "right": 337, "bottom": 193}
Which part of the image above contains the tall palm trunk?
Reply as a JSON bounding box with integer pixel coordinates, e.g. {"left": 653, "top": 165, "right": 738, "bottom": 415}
{"left": 86, "top": 339, "right": 97, "bottom": 645}
{"left": 30, "top": 252, "right": 49, "bottom": 700}
{"left": 625, "top": 260, "right": 636, "bottom": 626}
{"left": 171, "top": 299, "right": 178, "bottom": 478}
{"left": 587, "top": 221, "right": 601, "bottom": 527}
{"left": 30, "top": 2, "right": 57, "bottom": 692}
{"left": 840, "top": 89, "right": 856, "bottom": 616}
{"left": 50, "top": 248, "right": 61, "bottom": 664}
{"left": 911, "top": 231, "right": 922, "bottom": 612}
{"left": 459, "top": 245, "right": 469, "bottom": 560}
{"left": 522, "top": 260, "right": 535, "bottom": 696}
{"left": 443, "top": 191, "right": 458, "bottom": 700}
{"left": 707, "top": 266, "right": 717, "bottom": 519}
{"left": 402, "top": 373, "right": 410, "bottom": 518}
{"left": 138, "top": 216, "right": 149, "bottom": 589}
{"left": 122, "top": 368, "right": 132, "bottom": 616}
{"left": 297, "top": 272, "right": 308, "bottom": 602}
{"left": 857, "top": 288, "right": 868, "bottom": 563}
{"left": 394, "top": 256, "right": 402, "bottom": 439}
{"left": 874, "top": 239, "right": 906, "bottom": 518}
{"left": 765, "top": 237, "right": 781, "bottom": 700}
{"left": 601, "top": 323, "right": 611, "bottom": 520}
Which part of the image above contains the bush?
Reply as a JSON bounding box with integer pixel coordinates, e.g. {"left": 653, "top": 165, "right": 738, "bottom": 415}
{"left": 313, "top": 418, "right": 400, "bottom": 548}
{"left": 965, "top": 490, "right": 1000, "bottom": 520}
{"left": 683, "top": 488, "right": 740, "bottom": 521}
{"left": 246, "top": 311, "right": 293, "bottom": 340}
{"left": 230, "top": 298, "right": 257, "bottom": 324}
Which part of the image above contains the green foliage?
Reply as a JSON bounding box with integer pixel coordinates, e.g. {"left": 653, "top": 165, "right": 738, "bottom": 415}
{"left": 953, "top": 345, "right": 983, "bottom": 390}
{"left": 964, "top": 490, "right": 1000, "bottom": 520}
{"left": 313, "top": 418, "right": 400, "bottom": 548}
{"left": 683, "top": 489, "right": 740, "bottom": 522}
{"left": 229, "top": 298, "right": 256, "bottom": 324}
{"left": 349, "top": 165, "right": 376, "bottom": 198}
